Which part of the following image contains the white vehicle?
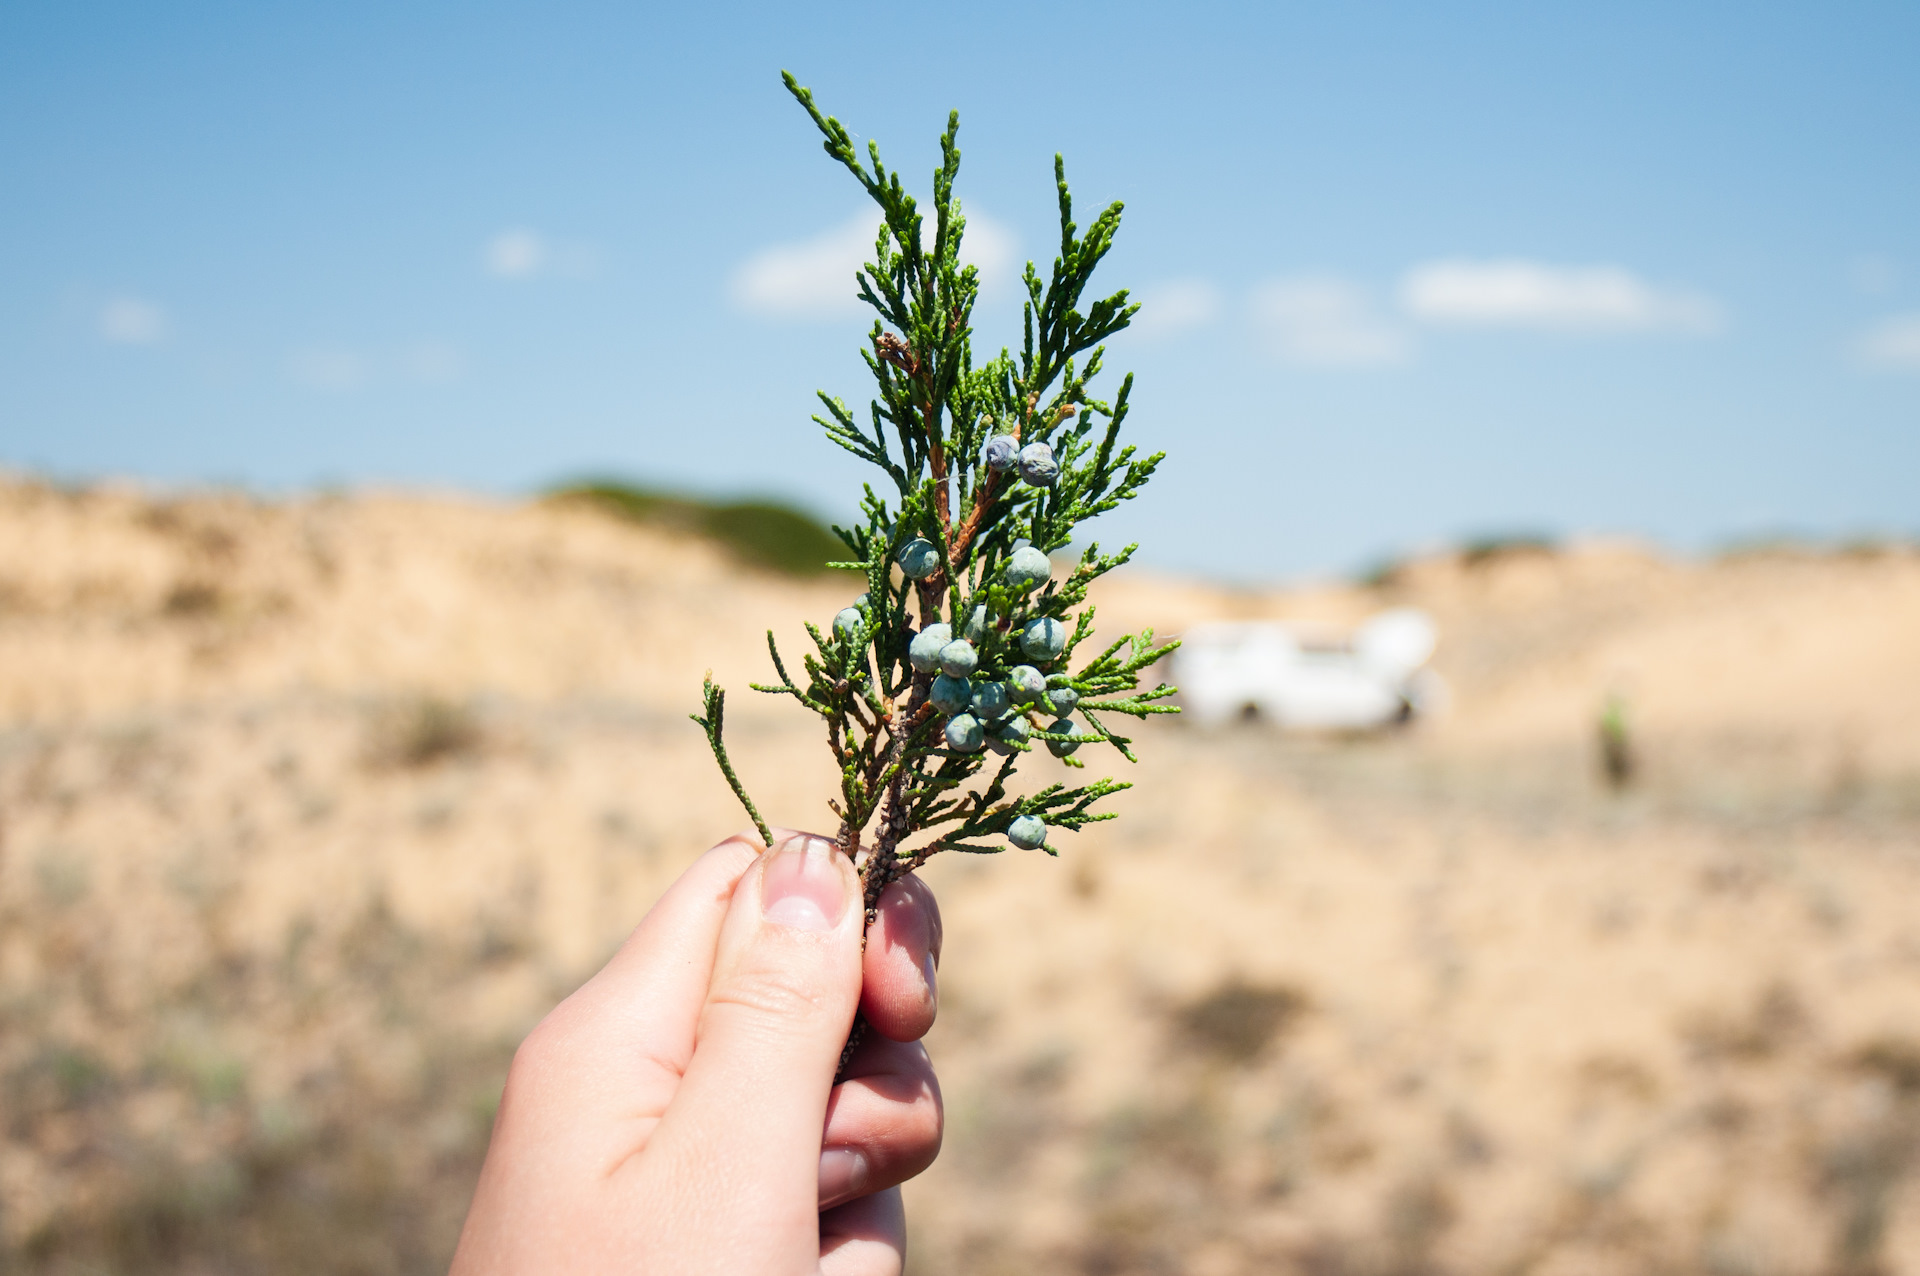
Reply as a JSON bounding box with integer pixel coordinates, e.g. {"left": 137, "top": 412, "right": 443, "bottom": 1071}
{"left": 1171, "top": 608, "right": 1444, "bottom": 729}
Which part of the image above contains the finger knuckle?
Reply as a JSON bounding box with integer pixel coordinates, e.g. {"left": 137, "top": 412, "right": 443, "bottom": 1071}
{"left": 507, "top": 1004, "right": 577, "bottom": 1086}
{"left": 709, "top": 964, "right": 835, "bottom": 1023}
{"left": 903, "top": 1085, "right": 944, "bottom": 1159}
{"left": 496, "top": 1012, "right": 575, "bottom": 1121}
{"left": 872, "top": 1092, "right": 943, "bottom": 1181}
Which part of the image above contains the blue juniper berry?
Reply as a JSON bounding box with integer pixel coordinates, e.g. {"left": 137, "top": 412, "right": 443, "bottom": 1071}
{"left": 987, "top": 716, "right": 1031, "bottom": 756}
{"left": 1008, "top": 664, "right": 1048, "bottom": 704}
{"left": 896, "top": 537, "right": 941, "bottom": 580}
{"left": 1004, "top": 545, "right": 1051, "bottom": 592}
{"left": 944, "top": 713, "right": 986, "bottom": 753}
{"left": 970, "top": 679, "right": 1013, "bottom": 721}
{"left": 963, "top": 604, "right": 989, "bottom": 644}
{"left": 907, "top": 623, "right": 952, "bottom": 673}
{"left": 1007, "top": 814, "right": 1048, "bottom": 850}
{"left": 930, "top": 674, "right": 972, "bottom": 715}
{"left": 833, "top": 606, "right": 865, "bottom": 645}
{"left": 1018, "top": 441, "right": 1059, "bottom": 487}
{"left": 1021, "top": 616, "right": 1068, "bottom": 662}
{"left": 938, "top": 638, "right": 979, "bottom": 678}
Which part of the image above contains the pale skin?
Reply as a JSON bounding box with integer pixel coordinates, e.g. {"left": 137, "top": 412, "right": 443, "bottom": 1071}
{"left": 450, "top": 828, "right": 945, "bottom": 1276}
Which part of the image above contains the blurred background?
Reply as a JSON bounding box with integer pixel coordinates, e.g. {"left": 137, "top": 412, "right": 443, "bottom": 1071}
{"left": 2, "top": 2, "right": 1919, "bottom": 1273}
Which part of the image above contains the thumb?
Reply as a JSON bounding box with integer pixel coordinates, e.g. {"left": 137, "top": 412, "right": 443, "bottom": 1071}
{"left": 636, "top": 833, "right": 864, "bottom": 1270}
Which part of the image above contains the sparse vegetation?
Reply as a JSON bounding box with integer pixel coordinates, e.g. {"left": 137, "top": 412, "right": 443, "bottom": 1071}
{"left": 161, "top": 579, "right": 224, "bottom": 617}
{"left": 1458, "top": 531, "right": 1558, "bottom": 568}
{"left": 364, "top": 696, "right": 486, "bottom": 770}
{"left": 1174, "top": 978, "right": 1308, "bottom": 1066}
{"left": 1598, "top": 691, "right": 1635, "bottom": 790}
{"left": 549, "top": 479, "right": 850, "bottom": 577}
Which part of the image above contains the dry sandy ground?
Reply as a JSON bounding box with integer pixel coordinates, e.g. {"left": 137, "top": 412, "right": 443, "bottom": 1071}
{"left": 1, "top": 475, "right": 1917, "bottom": 1275}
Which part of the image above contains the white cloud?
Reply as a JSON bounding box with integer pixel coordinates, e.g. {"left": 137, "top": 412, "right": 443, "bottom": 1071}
{"left": 481, "top": 229, "right": 600, "bottom": 281}
{"left": 485, "top": 229, "right": 548, "bottom": 278}
{"left": 287, "top": 345, "right": 368, "bottom": 391}
{"left": 957, "top": 215, "right": 1016, "bottom": 286}
{"left": 731, "top": 208, "right": 1017, "bottom": 319}
{"left": 99, "top": 296, "right": 167, "bottom": 344}
{"left": 400, "top": 341, "right": 465, "bottom": 384}
{"left": 1130, "top": 278, "right": 1221, "bottom": 339}
{"left": 1250, "top": 277, "right": 1409, "bottom": 367}
{"left": 1401, "top": 259, "right": 1721, "bottom": 333}
{"left": 285, "top": 340, "right": 467, "bottom": 390}
{"left": 1856, "top": 313, "right": 1920, "bottom": 371}
{"left": 732, "top": 216, "right": 870, "bottom": 316}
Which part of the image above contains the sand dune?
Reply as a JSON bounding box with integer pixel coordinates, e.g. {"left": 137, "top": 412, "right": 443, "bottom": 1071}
{"left": 2, "top": 475, "right": 1917, "bottom": 1274}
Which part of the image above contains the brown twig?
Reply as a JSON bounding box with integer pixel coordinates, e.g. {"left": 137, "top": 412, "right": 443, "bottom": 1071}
{"left": 947, "top": 469, "right": 1002, "bottom": 569}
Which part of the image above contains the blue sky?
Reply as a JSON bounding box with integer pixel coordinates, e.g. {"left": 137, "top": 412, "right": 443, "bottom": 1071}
{"left": 1, "top": 1, "right": 1915, "bottom": 579}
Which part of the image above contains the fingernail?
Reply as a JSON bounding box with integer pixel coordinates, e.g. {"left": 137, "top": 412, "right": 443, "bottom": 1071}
{"left": 920, "top": 949, "right": 939, "bottom": 1005}
{"left": 817, "top": 1147, "right": 868, "bottom": 1206}
{"left": 761, "top": 835, "right": 848, "bottom": 932}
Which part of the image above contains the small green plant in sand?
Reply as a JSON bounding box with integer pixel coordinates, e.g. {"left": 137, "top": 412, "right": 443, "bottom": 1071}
{"left": 694, "top": 74, "right": 1177, "bottom": 920}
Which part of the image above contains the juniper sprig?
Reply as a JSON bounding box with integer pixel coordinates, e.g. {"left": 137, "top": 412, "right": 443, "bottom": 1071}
{"left": 695, "top": 72, "right": 1178, "bottom": 918}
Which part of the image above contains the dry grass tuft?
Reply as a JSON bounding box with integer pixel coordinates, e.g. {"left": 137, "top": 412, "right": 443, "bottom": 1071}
{"left": 365, "top": 697, "right": 486, "bottom": 770}
{"left": 1173, "top": 979, "right": 1309, "bottom": 1066}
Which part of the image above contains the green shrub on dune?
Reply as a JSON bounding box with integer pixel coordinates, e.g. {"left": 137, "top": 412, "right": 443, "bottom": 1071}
{"left": 548, "top": 479, "right": 851, "bottom": 578}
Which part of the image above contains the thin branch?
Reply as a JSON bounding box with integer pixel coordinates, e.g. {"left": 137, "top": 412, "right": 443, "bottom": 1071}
{"left": 690, "top": 675, "right": 774, "bottom": 850}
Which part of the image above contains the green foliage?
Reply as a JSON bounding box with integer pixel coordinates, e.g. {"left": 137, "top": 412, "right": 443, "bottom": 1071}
{"left": 550, "top": 478, "right": 850, "bottom": 577}
{"left": 700, "top": 75, "right": 1179, "bottom": 907}
{"left": 1458, "top": 531, "right": 1558, "bottom": 568}
{"left": 692, "top": 676, "right": 774, "bottom": 851}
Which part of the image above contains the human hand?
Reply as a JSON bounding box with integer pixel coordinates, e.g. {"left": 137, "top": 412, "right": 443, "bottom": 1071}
{"left": 449, "top": 829, "right": 944, "bottom": 1275}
